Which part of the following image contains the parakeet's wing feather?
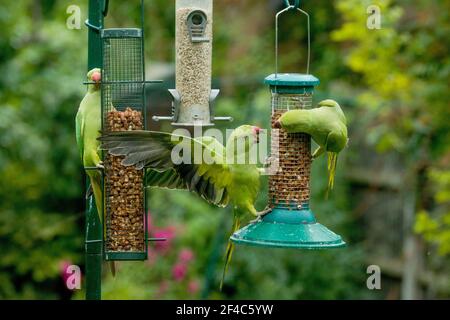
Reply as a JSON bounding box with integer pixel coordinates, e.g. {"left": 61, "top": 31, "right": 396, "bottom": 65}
{"left": 100, "top": 131, "right": 230, "bottom": 207}
{"left": 145, "top": 168, "right": 186, "bottom": 190}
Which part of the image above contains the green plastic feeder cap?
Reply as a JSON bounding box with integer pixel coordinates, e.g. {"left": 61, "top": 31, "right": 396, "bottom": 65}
{"left": 264, "top": 73, "right": 320, "bottom": 94}
{"left": 230, "top": 206, "right": 345, "bottom": 249}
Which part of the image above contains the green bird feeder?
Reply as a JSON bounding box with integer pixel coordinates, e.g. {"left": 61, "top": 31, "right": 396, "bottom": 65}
{"left": 230, "top": 0, "right": 345, "bottom": 249}
{"left": 94, "top": 0, "right": 163, "bottom": 261}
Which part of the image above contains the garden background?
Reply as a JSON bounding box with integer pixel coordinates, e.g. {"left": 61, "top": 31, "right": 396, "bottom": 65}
{"left": 0, "top": 0, "right": 449, "bottom": 299}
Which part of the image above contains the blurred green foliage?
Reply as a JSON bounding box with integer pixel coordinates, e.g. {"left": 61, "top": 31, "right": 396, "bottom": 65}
{"left": 332, "top": 0, "right": 449, "bottom": 261}
{"left": 415, "top": 169, "right": 450, "bottom": 256}
{"left": 0, "top": 0, "right": 448, "bottom": 299}
{"left": 0, "top": 0, "right": 87, "bottom": 298}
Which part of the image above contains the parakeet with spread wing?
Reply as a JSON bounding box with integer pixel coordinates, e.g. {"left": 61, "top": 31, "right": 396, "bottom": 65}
{"left": 99, "top": 125, "right": 266, "bottom": 288}
{"left": 76, "top": 68, "right": 116, "bottom": 276}
{"left": 275, "top": 99, "right": 348, "bottom": 192}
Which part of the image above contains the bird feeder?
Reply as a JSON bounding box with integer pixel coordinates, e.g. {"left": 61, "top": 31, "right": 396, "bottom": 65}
{"left": 231, "top": 0, "right": 345, "bottom": 249}
{"left": 152, "top": 0, "right": 232, "bottom": 126}
{"left": 100, "top": 1, "right": 162, "bottom": 261}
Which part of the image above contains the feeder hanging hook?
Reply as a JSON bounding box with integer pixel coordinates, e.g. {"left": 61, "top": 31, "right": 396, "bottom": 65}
{"left": 276, "top": 0, "right": 311, "bottom": 76}
{"left": 284, "top": 0, "right": 300, "bottom": 10}
{"left": 84, "top": 0, "right": 109, "bottom": 32}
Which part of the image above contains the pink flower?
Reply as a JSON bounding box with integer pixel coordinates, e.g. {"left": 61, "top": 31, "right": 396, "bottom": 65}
{"left": 59, "top": 260, "right": 72, "bottom": 283}
{"left": 188, "top": 280, "right": 200, "bottom": 294}
{"left": 155, "top": 280, "right": 169, "bottom": 299}
{"left": 179, "top": 248, "right": 194, "bottom": 263}
{"left": 172, "top": 263, "right": 187, "bottom": 282}
{"left": 153, "top": 226, "right": 176, "bottom": 253}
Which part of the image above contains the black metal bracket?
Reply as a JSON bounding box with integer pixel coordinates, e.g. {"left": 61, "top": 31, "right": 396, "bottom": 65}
{"left": 85, "top": 0, "right": 109, "bottom": 32}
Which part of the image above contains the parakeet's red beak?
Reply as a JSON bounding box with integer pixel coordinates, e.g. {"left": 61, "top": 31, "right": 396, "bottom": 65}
{"left": 92, "top": 71, "right": 101, "bottom": 83}
{"left": 252, "top": 126, "right": 261, "bottom": 143}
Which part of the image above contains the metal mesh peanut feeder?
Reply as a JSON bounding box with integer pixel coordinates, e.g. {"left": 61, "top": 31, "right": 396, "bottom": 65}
{"left": 98, "top": 1, "right": 166, "bottom": 261}
{"left": 102, "top": 28, "right": 148, "bottom": 261}
{"left": 231, "top": 1, "right": 345, "bottom": 249}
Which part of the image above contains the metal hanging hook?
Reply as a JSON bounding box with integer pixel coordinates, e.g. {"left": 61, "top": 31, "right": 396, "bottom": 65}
{"left": 85, "top": 0, "right": 109, "bottom": 32}
{"left": 283, "top": 0, "right": 300, "bottom": 10}
{"left": 275, "top": 0, "right": 311, "bottom": 77}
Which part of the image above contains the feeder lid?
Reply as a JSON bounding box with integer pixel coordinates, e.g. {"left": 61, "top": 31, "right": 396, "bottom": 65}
{"left": 230, "top": 206, "right": 346, "bottom": 249}
{"left": 264, "top": 73, "right": 320, "bottom": 87}
{"left": 101, "top": 28, "right": 142, "bottom": 38}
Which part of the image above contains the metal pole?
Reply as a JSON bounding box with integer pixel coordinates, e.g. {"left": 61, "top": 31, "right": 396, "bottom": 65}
{"left": 85, "top": 194, "right": 102, "bottom": 300}
{"left": 85, "top": 0, "right": 106, "bottom": 300}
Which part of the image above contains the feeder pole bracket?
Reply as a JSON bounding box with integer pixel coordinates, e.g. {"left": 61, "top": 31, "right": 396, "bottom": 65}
{"left": 152, "top": 89, "right": 233, "bottom": 124}
{"left": 209, "top": 89, "right": 233, "bottom": 122}
{"left": 169, "top": 89, "right": 181, "bottom": 122}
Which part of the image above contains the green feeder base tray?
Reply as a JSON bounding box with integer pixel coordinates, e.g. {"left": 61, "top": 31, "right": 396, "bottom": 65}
{"left": 104, "top": 251, "right": 147, "bottom": 261}
{"left": 230, "top": 205, "right": 346, "bottom": 249}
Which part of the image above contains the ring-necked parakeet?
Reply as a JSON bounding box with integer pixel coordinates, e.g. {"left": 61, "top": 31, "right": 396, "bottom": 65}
{"left": 275, "top": 99, "right": 348, "bottom": 192}
{"left": 76, "top": 68, "right": 103, "bottom": 217}
{"left": 99, "top": 125, "right": 266, "bottom": 288}
{"left": 76, "top": 68, "right": 116, "bottom": 276}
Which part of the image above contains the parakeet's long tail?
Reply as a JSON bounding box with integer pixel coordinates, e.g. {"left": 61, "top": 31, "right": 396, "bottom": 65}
{"left": 220, "top": 209, "right": 241, "bottom": 290}
{"left": 87, "top": 171, "right": 117, "bottom": 277}
{"left": 87, "top": 171, "right": 103, "bottom": 221}
{"left": 326, "top": 152, "right": 338, "bottom": 198}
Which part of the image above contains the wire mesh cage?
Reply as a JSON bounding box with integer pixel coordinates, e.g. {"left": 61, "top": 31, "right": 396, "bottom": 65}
{"left": 101, "top": 28, "right": 147, "bottom": 261}
{"left": 269, "top": 93, "right": 313, "bottom": 210}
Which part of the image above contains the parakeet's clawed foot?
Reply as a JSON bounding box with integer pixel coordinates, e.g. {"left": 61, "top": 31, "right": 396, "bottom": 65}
{"left": 250, "top": 207, "right": 272, "bottom": 223}
{"left": 96, "top": 162, "right": 105, "bottom": 170}
{"left": 257, "top": 207, "right": 272, "bottom": 217}
{"left": 312, "top": 146, "right": 325, "bottom": 159}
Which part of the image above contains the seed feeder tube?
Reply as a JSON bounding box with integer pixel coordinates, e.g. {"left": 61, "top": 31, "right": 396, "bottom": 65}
{"left": 230, "top": 1, "right": 345, "bottom": 249}
{"left": 152, "top": 0, "right": 232, "bottom": 126}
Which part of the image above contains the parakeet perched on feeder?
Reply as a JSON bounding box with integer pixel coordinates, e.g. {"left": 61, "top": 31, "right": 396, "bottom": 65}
{"left": 76, "top": 68, "right": 103, "bottom": 216}
{"left": 275, "top": 99, "right": 348, "bottom": 192}
{"left": 99, "top": 125, "right": 265, "bottom": 288}
{"left": 76, "top": 68, "right": 116, "bottom": 276}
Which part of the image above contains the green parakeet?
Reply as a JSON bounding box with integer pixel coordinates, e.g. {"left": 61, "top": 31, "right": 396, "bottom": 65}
{"left": 99, "top": 125, "right": 265, "bottom": 288}
{"left": 276, "top": 99, "right": 348, "bottom": 192}
{"left": 76, "top": 68, "right": 103, "bottom": 217}
{"left": 76, "top": 68, "right": 116, "bottom": 276}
